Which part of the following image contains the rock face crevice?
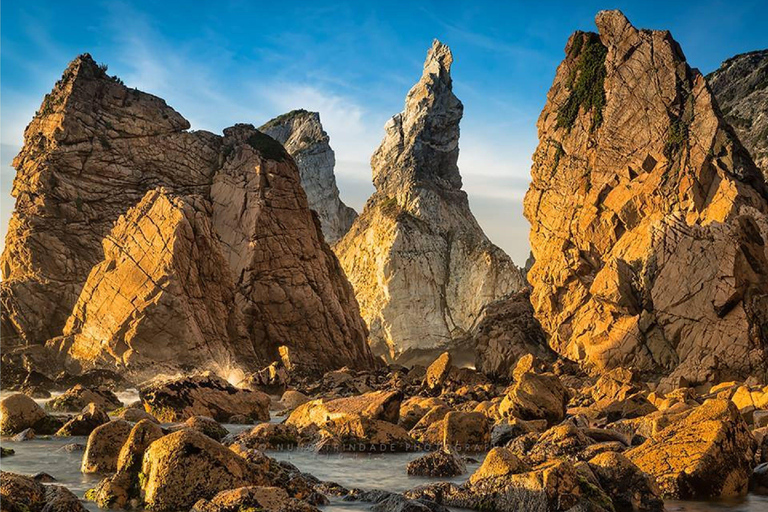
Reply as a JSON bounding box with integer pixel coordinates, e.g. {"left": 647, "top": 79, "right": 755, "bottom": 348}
{"left": 524, "top": 10, "right": 768, "bottom": 383}
{"left": 335, "top": 40, "right": 526, "bottom": 364}
{"left": 260, "top": 110, "right": 357, "bottom": 244}
{"left": 1, "top": 54, "right": 376, "bottom": 380}
{"left": 708, "top": 49, "right": 768, "bottom": 179}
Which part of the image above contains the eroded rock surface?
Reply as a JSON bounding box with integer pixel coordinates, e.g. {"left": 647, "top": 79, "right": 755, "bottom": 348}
{"left": 260, "top": 110, "right": 357, "bottom": 244}
{"left": 335, "top": 40, "right": 525, "bottom": 364}
{"left": 524, "top": 10, "right": 768, "bottom": 383}
{"left": 708, "top": 49, "right": 768, "bottom": 177}
{"left": 1, "top": 54, "right": 375, "bottom": 379}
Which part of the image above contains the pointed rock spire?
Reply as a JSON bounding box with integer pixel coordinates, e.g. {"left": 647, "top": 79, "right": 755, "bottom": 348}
{"left": 335, "top": 41, "right": 525, "bottom": 364}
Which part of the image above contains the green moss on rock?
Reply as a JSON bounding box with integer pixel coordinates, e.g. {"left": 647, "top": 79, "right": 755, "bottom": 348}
{"left": 557, "top": 32, "right": 608, "bottom": 132}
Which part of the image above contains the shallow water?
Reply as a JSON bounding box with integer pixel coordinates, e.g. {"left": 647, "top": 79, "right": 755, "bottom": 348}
{"left": 1, "top": 402, "right": 767, "bottom": 511}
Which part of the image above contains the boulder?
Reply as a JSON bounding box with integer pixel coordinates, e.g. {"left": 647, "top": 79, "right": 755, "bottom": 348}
{"left": 55, "top": 403, "right": 109, "bottom": 436}
{"left": 425, "top": 352, "right": 452, "bottom": 391}
{"left": 115, "top": 407, "right": 159, "bottom": 423}
{"left": 406, "top": 449, "right": 466, "bottom": 477}
{"left": 442, "top": 411, "right": 490, "bottom": 451}
{"left": 191, "top": 486, "right": 319, "bottom": 512}
{"left": 407, "top": 459, "right": 613, "bottom": 512}
{"left": 230, "top": 423, "right": 299, "bottom": 450}
{"left": 0, "top": 393, "right": 61, "bottom": 435}
{"left": 518, "top": 424, "right": 594, "bottom": 465}
{"left": 287, "top": 390, "right": 403, "bottom": 429}
{"left": 46, "top": 385, "right": 122, "bottom": 413}
{"left": 280, "top": 390, "right": 310, "bottom": 410}
{"left": 88, "top": 419, "right": 165, "bottom": 509}
{"left": 140, "top": 429, "right": 268, "bottom": 511}
{"left": 627, "top": 398, "right": 756, "bottom": 498}
{"left": 81, "top": 419, "right": 132, "bottom": 473}
{"left": 139, "top": 373, "right": 270, "bottom": 423}
{"left": 588, "top": 452, "right": 664, "bottom": 512}
{"left": 468, "top": 447, "right": 530, "bottom": 484}
{"left": 473, "top": 290, "right": 558, "bottom": 382}
{"left": 399, "top": 397, "right": 446, "bottom": 430}
{"left": 498, "top": 370, "right": 568, "bottom": 426}
{"left": 182, "top": 416, "right": 229, "bottom": 442}
{"left": 0, "top": 471, "right": 86, "bottom": 512}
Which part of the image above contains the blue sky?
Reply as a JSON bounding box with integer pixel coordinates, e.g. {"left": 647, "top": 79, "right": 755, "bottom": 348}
{"left": 2, "top": 1, "right": 766, "bottom": 264}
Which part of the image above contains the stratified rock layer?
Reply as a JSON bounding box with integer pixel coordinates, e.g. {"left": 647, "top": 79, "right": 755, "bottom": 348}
{"left": 524, "top": 10, "right": 768, "bottom": 383}
{"left": 260, "top": 110, "right": 357, "bottom": 244}
{"left": 335, "top": 40, "right": 525, "bottom": 363}
{"left": 708, "top": 50, "right": 768, "bottom": 178}
{"left": 1, "top": 54, "right": 375, "bottom": 379}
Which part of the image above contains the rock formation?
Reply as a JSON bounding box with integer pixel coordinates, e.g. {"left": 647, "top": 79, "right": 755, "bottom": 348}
{"left": 335, "top": 40, "right": 526, "bottom": 363}
{"left": 1, "top": 54, "right": 375, "bottom": 380}
{"left": 472, "top": 289, "right": 557, "bottom": 382}
{"left": 524, "top": 10, "right": 768, "bottom": 383}
{"left": 708, "top": 49, "right": 768, "bottom": 177}
{"left": 260, "top": 110, "right": 357, "bottom": 244}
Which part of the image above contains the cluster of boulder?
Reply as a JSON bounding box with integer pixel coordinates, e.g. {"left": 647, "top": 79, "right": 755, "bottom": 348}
{"left": 4, "top": 346, "right": 768, "bottom": 511}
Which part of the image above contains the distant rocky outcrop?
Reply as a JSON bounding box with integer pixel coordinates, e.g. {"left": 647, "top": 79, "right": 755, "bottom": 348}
{"left": 524, "top": 11, "right": 768, "bottom": 383}
{"left": 260, "top": 110, "right": 357, "bottom": 244}
{"left": 708, "top": 49, "right": 768, "bottom": 178}
{"left": 1, "top": 54, "right": 376, "bottom": 380}
{"left": 335, "top": 40, "right": 526, "bottom": 364}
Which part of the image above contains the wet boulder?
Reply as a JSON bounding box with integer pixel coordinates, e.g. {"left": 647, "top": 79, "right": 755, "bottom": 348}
{"left": 0, "top": 471, "right": 86, "bottom": 512}
{"left": 140, "top": 429, "right": 268, "bottom": 512}
{"left": 588, "top": 452, "right": 664, "bottom": 511}
{"left": 0, "top": 393, "right": 63, "bottom": 435}
{"left": 139, "top": 372, "right": 270, "bottom": 423}
{"left": 87, "top": 419, "right": 165, "bottom": 508}
{"left": 627, "top": 398, "right": 756, "bottom": 499}
{"left": 406, "top": 448, "right": 466, "bottom": 477}
{"left": 81, "top": 419, "right": 132, "bottom": 473}
{"left": 407, "top": 459, "right": 614, "bottom": 512}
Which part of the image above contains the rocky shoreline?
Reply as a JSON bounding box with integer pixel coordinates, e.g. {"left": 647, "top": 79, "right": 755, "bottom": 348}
{"left": 3, "top": 351, "right": 768, "bottom": 511}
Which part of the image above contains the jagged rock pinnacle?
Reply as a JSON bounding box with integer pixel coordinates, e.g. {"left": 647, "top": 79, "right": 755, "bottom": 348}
{"left": 335, "top": 41, "right": 525, "bottom": 364}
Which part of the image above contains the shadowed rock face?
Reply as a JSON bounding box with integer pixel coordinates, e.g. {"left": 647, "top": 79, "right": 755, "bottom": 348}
{"left": 707, "top": 49, "right": 768, "bottom": 178}
{"left": 334, "top": 40, "right": 526, "bottom": 364}
{"left": 1, "top": 54, "right": 375, "bottom": 380}
{"left": 524, "top": 11, "right": 768, "bottom": 383}
{"left": 260, "top": 110, "right": 357, "bottom": 244}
